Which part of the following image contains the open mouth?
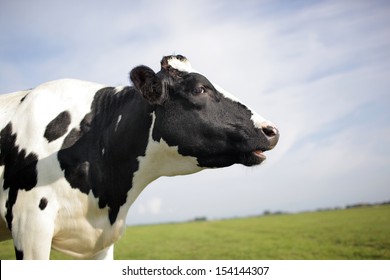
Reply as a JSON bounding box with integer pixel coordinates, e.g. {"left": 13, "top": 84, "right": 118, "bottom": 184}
{"left": 252, "top": 150, "right": 266, "bottom": 160}
{"left": 197, "top": 150, "right": 268, "bottom": 168}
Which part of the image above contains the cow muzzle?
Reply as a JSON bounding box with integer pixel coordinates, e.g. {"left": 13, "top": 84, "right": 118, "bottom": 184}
{"left": 248, "top": 122, "right": 279, "bottom": 165}
{"left": 261, "top": 123, "right": 279, "bottom": 150}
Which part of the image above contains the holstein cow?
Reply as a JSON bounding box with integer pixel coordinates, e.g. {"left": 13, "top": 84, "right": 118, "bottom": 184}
{"left": 0, "top": 55, "right": 279, "bottom": 259}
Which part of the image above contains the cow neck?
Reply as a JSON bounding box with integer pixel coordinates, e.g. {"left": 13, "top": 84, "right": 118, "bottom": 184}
{"left": 58, "top": 86, "right": 154, "bottom": 225}
{"left": 94, "top": 87, "right": 156, "bottom": 224}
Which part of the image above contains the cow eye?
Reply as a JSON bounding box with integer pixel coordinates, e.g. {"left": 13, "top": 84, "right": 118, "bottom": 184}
{"left": 193, "top": 86, "right": 206, "bottom": 95}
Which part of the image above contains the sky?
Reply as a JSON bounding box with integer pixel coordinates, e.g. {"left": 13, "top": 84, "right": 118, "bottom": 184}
{"left": 1, "top": 0, "right": 389, "bottom": 226}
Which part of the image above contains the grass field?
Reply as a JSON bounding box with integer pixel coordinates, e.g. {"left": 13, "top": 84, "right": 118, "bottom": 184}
{"left": 1, "top": 205, "right": 389, "bottom": 259}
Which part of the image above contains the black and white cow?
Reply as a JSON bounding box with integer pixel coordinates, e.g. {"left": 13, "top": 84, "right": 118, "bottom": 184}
{"left": 0, "top": 55, "right": 279, "bottom": 259}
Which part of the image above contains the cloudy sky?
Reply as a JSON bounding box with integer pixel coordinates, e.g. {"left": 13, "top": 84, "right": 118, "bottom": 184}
{"left": 1, "top": 0, "right": 389, "bottom": 225}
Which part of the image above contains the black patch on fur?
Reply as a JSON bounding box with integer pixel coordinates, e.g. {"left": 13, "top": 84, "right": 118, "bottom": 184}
{"left": 44, "top": 111, "right": 71, "bottom": 142}
{"left": 39, "top": 197, "right": 48, "bottom": 210}
{"left": 20, "top": 93, "right": 29, "bottom": 103}
{"left": 15, "top": 247, "right": 24, "bottom": 260}
{"left": 0, "top": 123, "right": 39, "bottom": 230}
{"left": 58, "top": 87, "right": 153, "bottom": 224}
{"left": 61, "top": 113, "right": 93, "bottom": 150}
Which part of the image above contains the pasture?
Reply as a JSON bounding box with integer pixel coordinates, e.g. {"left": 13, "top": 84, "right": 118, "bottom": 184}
{"left": 1, "top": 205, "right": 389, "bottom": 259}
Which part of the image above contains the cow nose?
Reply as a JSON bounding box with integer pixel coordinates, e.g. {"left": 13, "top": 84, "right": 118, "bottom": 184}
{"left": 261, "top": 124, "right": 279, "bottom": 150}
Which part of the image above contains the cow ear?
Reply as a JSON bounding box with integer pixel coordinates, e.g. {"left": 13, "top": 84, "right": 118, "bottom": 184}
{"left": 130, "top": 66, "right": 166, "bottom": 105}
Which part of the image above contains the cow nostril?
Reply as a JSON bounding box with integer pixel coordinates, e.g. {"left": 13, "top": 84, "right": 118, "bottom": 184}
{"left": 262, "top": 125, "right": 278, "bottom": 138}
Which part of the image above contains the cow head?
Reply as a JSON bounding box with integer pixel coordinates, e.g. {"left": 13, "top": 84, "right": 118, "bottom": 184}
{"left": 130, "top": 55, "right": 279, "bottom": 169}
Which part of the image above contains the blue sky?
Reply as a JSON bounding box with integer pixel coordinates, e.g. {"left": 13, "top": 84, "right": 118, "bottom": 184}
{"left": 1, "top": 0, "right": 389, "bottom": 225}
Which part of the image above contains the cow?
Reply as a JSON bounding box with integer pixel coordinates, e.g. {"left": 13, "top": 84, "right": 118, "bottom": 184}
{"left": 0, "top": 55, "right": 279, "bottom": 259}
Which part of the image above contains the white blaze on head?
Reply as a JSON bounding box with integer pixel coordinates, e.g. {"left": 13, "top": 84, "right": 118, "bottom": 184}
{"left": 167, "top": 56, "right": 194, "bottom": 73}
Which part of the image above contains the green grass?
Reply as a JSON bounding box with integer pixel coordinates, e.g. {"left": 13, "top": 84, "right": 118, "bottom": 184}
{"left": 1, "top": 205, "right": 389, "bottom": 259}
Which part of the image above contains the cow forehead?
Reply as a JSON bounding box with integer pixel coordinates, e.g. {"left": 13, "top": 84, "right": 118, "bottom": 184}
{"left": 167, "top": 56, "right": 238, "bottom": 101}
{"left": 166, "top": 56, "right": 268, "bottom": 126}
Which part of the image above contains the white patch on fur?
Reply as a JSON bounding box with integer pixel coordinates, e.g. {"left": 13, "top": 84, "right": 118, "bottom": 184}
{"left": 11, "top": 187, "right": 57, "bottom": 258}
{"left": 6, "top": 79, "right": 104, "bottom": 157}
{"left": 115, "top": 115, "right": 122, "bottom": 131}
{"left": 0, "top": 187, "right": 10, "bottom": 239}
{"left": 114, "top": 86, "right": 125, "bottom": 94}
{"left": 0, "top": 90, "right": 31, "bottom": 133}
{"left": 167, "top": 56, "right": 194, "bottom": 73}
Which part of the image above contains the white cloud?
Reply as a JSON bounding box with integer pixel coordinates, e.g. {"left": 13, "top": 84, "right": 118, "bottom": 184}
{"left": 136, "top": 197, "right": 163, "bottom": 216}
{"left": 148, "top": 197, "right": 163, "bottom": 215}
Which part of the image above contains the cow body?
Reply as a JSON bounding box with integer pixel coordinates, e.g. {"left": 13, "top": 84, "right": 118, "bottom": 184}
{"left": 0, "top": 55, "right": 279, "bottom": 259}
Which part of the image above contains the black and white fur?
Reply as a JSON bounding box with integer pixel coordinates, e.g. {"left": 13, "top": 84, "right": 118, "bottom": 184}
{"left": 0, "top": 55, "right": 279, "bottom": 259}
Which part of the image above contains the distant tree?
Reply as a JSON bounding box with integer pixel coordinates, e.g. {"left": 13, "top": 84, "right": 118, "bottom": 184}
{"left": 263, "top": 210, "right": 271, "bottom": 216}
{"left": 193, "top": 216, "right": 207, "bottom": 222}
